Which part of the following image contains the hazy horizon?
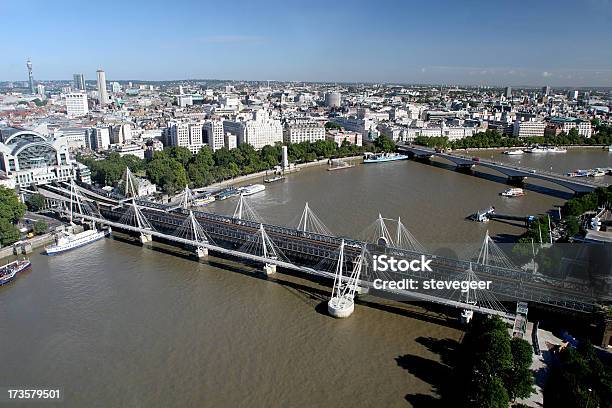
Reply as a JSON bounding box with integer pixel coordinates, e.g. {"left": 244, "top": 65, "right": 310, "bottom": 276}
{"left": 3, "top": 0, "right": 612, "bottom": 87}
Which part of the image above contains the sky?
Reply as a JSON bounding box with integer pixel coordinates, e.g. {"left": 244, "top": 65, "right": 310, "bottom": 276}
{"left": 2, "top": 0, "right": 612, "bottom": 86}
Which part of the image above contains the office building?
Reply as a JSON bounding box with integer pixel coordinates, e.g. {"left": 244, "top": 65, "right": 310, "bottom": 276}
{"left": 65, "top": 93, "right": 89, "bottom": 117}
{"left": 223, "top": 110, "right": 283, "bottom": 149}
{"left": 224, "top": 133, "right": 237, "bottom": 150}
{"left": 283, "top": 120, "right": 325, "bottom": 143}
{"left": 96, "top": 69, "right": 109, "bottom": 106}
{"left": 89, "top": 127, "right": 111, "bottom": 151}
{"left": 203, "top": 120, "right": 225, "bottom": 151}
{"left": 504, "top": 86, "right": 512, "bottom": 98}
{"left": 36, "top": 84, "right": 45, "bottom": 97}
{"left": 166, "top": 121, "right": 208, "bottom": 154}
{"left": 513, "top": 120, "right": 546, "bottom": 138}
{"left": 326, "top": 129, "right": 362, "bottom": 147}
{"left": 546, "top": 117, "right": 592, "bottom": 138}
{"left": 73, "top": 74, "right": 85, "bottom": 91}
{"left": 27, "top": 59, "right": 34, "bottom": 94}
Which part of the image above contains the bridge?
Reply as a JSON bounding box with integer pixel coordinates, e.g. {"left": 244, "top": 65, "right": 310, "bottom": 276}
{"left": 32, "top": 178, "right": 605, "bottom": 324}
{"left": 398, "top": 145, "right": 609, "bottom": 194}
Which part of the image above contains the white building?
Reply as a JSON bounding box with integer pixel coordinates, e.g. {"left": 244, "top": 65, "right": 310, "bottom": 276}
{"left": 224, "top": 133, "right": 237, "bottom": 150}
{"left": 165, "top": 121, "right": 206, "bottom": 154}
{"left": 547, "top": 117, "right": 592, "bottom": 138}
{"left": 55, "top": 127, "right": 88, "bottom": 150}
{"left": 0, "top": 127, "right": 89, "bottom": 187}
{"left": 325, "top": 92, "right": 341, "bottom": 108}
{"left": 36, "top": 84, "right": 46, "bottom": 96}
{"left": 332, "top": 116, "right": 378, "bottom": 140}
{"left": 96, "top": 69, "right": 109, "bottom": 106}
{"left": 223, "top": 110, "right": 283, "bottom": 149}
{"left": 89, "top": 127, "right": 111, "bottom": 151}
{"left": 283, "top": 120, "right": 325, "bottom": 144}
{"left": 65, "top": 93, "right": 89, "bottom": 117}
{"left": 203, "top": 120, "right": 225, "bottom": 151}
{"left": 111, "top": 82, "right": 121, "bottom": 93}
{"left": 114, "top": 144, "right": 145, "bottom": 159}
{"left": 513, "top": 120, "right": 546, "bottom": 138}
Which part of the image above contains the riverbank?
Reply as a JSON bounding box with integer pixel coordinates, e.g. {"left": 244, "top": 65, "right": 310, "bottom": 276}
{"left": 202, "top": 155, "right": 363, "bottom": 190}
{"left": 446, "top": 144, "right": 610, "bottom": 152}
{"left": 0, "top": 232, "right": 55, "bottom": 261}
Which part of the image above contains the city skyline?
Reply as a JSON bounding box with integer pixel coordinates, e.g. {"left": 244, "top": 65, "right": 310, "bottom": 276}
{"left": 2, "top": 0, "right": 612, "bottom": 87}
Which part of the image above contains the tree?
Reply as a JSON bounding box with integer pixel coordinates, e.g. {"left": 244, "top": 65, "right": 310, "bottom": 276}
{"left": 374, "top": 134, "right": 396, "bottom": 152}
{"left": 0, "top": 218, "right": 20, "bottom": 246}
{"left": 565, "top": 216, "right": 580, "bottom": 237}
{"left": 325, "top": 121, "right": 342, "bottom": 130}
{"left": 167, "top": 146, "right": 193, "bottom": 167}
{"left": 26, "top": 193, "right": 46, "bottom": 212}
{"left": 32, "top": 220, "right": 48, "bottom": 235}
{"left": 506, "top": 338, "right": 535, "bottom": 401}
{"left": 0, "top": 186, "right": 26, "bottom": 223}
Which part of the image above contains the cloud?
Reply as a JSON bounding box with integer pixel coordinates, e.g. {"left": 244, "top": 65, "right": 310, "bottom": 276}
{"left": 200, "top": 35, "right": 264, "bottom": 44}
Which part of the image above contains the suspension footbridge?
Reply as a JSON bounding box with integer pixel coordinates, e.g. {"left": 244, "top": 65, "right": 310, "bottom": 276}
{"left": 33, "top": 170, "right": 603, "bottom": 325}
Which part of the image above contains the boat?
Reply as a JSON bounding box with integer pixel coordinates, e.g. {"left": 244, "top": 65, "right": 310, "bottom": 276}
{"left": 524, "top": 146, "right": 548, "bottom": 153}
{"left": 264, "top": 175, "right": 286, "bottom": 183}
{"left": 547, "top": 146, "right": 567, "bottom": 153}
{"left": 0, "top": 258, "right": 31, "bottom": 286}
{"left": 215, "top": 187, "right": 240, "bottom": 200}
{"left": 567, "top": 169, "right": 590, "bottom": 177}
{"left": 238, "top": 184, "right": 266, "bottom": 196}
{"left": 363, "top": 152, "right": 409, "bottom": 163}
{"left": 608, "top": 145, "right": 612, "bottom": 152}
{"left": 501, "top": 188, "right": 526, "bottom": 197}
{"left": 45, "top": 228, "right": 110, "bottom": 255}
{"left": 502, "top": 149, "right": 524, "bottom": 155}
{"left": 588, "top": 170, "right": 606, "bottom": 177}
{"left": 327, "top": 159, "right": 354, "bottom": 171}
{"left": 193, "top": 195, "right": 216, "bottom": 206}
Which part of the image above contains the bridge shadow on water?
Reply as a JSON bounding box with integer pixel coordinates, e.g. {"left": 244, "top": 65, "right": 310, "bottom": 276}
{"left": 397, "top": 336, "right": 461, "bottom": 408}
{"left": 109, "top": 232, "right": 465, "bottom": 329}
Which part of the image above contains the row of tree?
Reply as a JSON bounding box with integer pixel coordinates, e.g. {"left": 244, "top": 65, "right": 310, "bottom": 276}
{"left": 0, "top": 187, "right": 27, "bottom": 246}
{"left": 563, "top": 185, "right": 612, "bottom": 217}
{"left": 413, "top": 126, "right": 612, "bottom": 150}
{"left": 78, "top": 138, "right": 391, "bottom": 194}
{"left": 544, "top": 341, "right": 612, "bottom": 407}
{"left": 454, "top": 315, "right": 535, "bottom": 407}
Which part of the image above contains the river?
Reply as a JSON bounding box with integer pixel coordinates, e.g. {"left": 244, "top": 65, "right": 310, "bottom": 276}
{"left": 0, "top": 149, "right": 609, "bottom": 407}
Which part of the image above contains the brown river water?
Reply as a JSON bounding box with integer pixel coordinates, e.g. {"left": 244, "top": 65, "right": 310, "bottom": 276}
{"left": 0, "top": 148, "right": 609, "bottom": 407}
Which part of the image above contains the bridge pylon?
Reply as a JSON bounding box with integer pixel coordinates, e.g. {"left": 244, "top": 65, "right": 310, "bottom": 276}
{"left": 238, "top": 223, "right": 290, "bottom": 276}
{"left": 328, "top": 240, "right": 367, "bottom": 318}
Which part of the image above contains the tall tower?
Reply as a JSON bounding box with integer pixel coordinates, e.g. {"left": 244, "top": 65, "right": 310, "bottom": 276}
{"left": 27, "top": 59, "right": 34, "bottom": 94}
{"left": 96, "top": 69, "right": 109, "bottom": 106}
{"left": 73, "top": 73, "right": 85, "bottom": 91}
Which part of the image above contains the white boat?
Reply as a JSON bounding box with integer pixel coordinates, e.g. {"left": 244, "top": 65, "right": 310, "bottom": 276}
{"left": 524, "top": 146, "right": 548, "bottom": 153}
{"left": 547, "top": 146, "right": 567, "bottom": 153}
{"left": 45, "top": 228, "right": 110, "bottom": 255}
{"left": 239, "top": 184, "right": 266, "bottom": 196}
{"left": 193, "top": 195, "right": 215, "bottom": 206}
{"left": 328, "top": 159, "right": 354, "bottom": 171}
{"left": 589, "top": 170, "right": 606, "bottom": 177}
{"left": 502, "top": 149, "right": 523, "bottom": 155}
{"left": 264, "top": 175, "right": 285, "bottom": 183}
{"left": 501, "top": 188, "right": 525, "bottom": 197}
{"left": 608, "top": 145, "right": 612, "bottom": 152}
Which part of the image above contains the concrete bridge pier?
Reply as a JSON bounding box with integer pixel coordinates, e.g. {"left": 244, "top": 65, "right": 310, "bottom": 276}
{"left": 263, "top": 263, "right": 277, "bottom": 275}
{"left": 140, "top": 233, "right": 153, "bottom": 245}
{"left": 195, "top": 246, "right": 208, "bottom": 259}
{"left": 508, "top": 175, "right": 526, "bottom": 184}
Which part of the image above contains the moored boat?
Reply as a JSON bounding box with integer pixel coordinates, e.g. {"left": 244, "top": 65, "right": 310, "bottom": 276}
{"left": 264, "top": 175, "right": 285, "bottom": 183}
{"left": 502, "top": 149, "right": 523, "bottom": 155}
{"left": 193, "top": 195, "right": 216, "bottom": 206}
{"left": 0, "top": 258, "right": 31, "bottom": 286}
{"left": 45, "top": 228, "right": 110, "bottom": 255}
{"left": 524, "top": 146, "right": 548, "bottom": 153}
{"left": 547, "top": 146, "right": 567, "bottom": 153}
{"left": 238, "top": 184, "right": 266, "bottom": 196}
{"left": 363, "top": 152, "right": 409, "bottom": 163}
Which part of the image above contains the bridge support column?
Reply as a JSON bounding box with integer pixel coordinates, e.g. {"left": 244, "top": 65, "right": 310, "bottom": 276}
{"left": 508, "top": 176, "right": 526, "bottom": 184}
{"left": 195, "top": 246, "right": 208, "bottom": 259}
{"left": 263, "top": 263, "right": 277, "bottom": 275}
{"left": 140, "top": 233, "right": 153, "bottom": 245}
